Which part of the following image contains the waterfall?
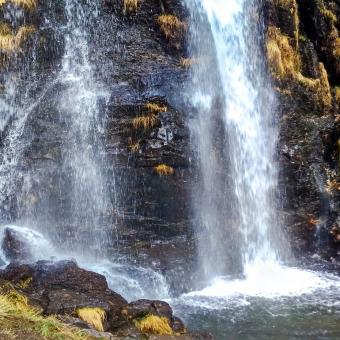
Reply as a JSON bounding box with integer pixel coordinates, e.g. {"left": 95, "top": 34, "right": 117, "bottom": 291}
{"left": 0, "top": 0, "right": 169, "bottom": 301}
{"left": 187, "top": 0, "right": 289, "bottom": 281}
{"left": 56, "top": 0, "right": 110, "bottom": 257}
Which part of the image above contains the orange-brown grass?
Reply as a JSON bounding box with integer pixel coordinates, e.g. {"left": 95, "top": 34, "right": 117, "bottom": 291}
{"left": 76, "top": 307, "right": 106, "bottom": 332}
{"left": 157, "top": 15, "right": 186, "bottom": 44}
{"left": 129, "top": 141, "right": 140, "bottom": 152}
{"left": 335, "top": 87, "right": 340, "bottom": 104}
{"left": 0, "top": 289, "right": 89, "bottom": 339}
{"left": 320, "top": 7, "right": 337, "bottom": 23}
{"left": 0, "top": 0, "right": 37, "bottom": 10}
{"left": 132, "top": 114, "right": 157, "bottom": 130}
{"left": 134, "top": 315, "right": 173, "bottom": 335}
{"left": 123, "top": 0, "right": 138, "bottom": 14}
{"left": 145, "top": 102, "right": 167, "bottom": 113}
{"left": 0, "top": 25, "right": 36, "bottom": 53}
{"left": 154, "top": 164, "right": 174, "bottom": 176}
{"left": 325, "top": 179, "right": 340, "bottom": 193}
{"left": 267, "top": 26, "right": 332, "bottom": 108}
{"left": 266, "top": 26, "right": 300, "bottom": 77}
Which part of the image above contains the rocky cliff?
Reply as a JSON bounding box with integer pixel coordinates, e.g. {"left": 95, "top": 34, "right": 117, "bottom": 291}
{"left": 1, "top": 0, "right": 340, "bottom": 293}
{"left": 264, "top": 0, "right": 340, "bottom": 260}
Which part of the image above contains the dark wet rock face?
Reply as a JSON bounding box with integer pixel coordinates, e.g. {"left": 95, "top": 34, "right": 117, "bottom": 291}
{"left": 264, "top": 0, "right": 340, "bottom": 260}
{"left": 0, "top": 260, "right": 198, "bottom": 338}
{"left": 121, "top": 299, "right": 173, "bottom": 320}
{"left": 2, "top": 228, "right": 31, "bottom": 262}
{"left": 0, "top": 0, "right": 195, "bottom": 291}
{"left": 0, "top": 260, "right": 127, "bottom": 324}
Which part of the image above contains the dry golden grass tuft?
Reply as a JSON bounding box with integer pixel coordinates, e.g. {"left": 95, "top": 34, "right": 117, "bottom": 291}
{"left": 266, "top": 26, "right": 332, "bottom": 108}
{"left": 76, "top": 307, "right": 106, "bottom": 332}
{"left": 123, "top": 0, "right": 138, "bottom": 14}
{"left": 0, "top": 289, "right": 89, "bottom": 339}
{"left": 335, "top": 87, "right": 340, "bottom": 104}
{"left": 129, "top": 140, "right": 140, "bottom": 152}
{"left": 0, "top": 0, "right": 37, "bottom": 10}
{"left": 144, "top": 102, "right": 167, "bottom": 113}
{"left": 0, "top": 24, "right": 36, "bottom": 53}
{"left": 134, "top": 315, "right": 173, "bottom": 335}
{"left": 266, "top": 26, "right": 300, "bottom": 77}
{"left": 17, "top": 277, "right": 32, "bottom": 290}
{"left": 157, "top": 15, "right": 186, "bottom": 48}
{"left": 325, "top": 179, "right": 340, "bottom": 193}
{"left": 320, "top": 7, "right": 337, "bottom": 23}
{"left": 132, "top": 114, "right": 157, "bottom": 130}
{"left": 154, "top": 164, "right": 174, "bottom": 176}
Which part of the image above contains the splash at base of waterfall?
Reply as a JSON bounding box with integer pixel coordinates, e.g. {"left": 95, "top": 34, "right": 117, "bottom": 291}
{"left": 171, "top": 262, "right": 340, "bottom": 339}
{"left": 0, "top": 225, "right": 169, "bottom": 302}
{"left": 178, "top": 261, "right": 340, "bottom": 305}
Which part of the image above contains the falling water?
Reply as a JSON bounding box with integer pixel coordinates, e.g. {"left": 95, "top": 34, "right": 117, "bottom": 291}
{"left": 187, "top": 0, "right": 288, "bottom": 281}
{"left": 170, "top": 1, "right": 340, "bottom": 337}
{"left": 0, "top": 0, "right": 169, "bottom": 301}
{"left": 56, "top": 0, "right": 110, "bottom": 257}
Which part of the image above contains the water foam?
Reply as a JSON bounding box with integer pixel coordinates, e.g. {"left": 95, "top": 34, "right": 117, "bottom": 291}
{"left": 0, "top": 225, "right": 169, "bottom": 301}
{"left": 185, "top": 262, "right": 340, "bottom": 301}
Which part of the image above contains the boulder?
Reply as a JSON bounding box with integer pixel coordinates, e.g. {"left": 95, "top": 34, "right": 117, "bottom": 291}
{"left": 0, "top": 260, "right": 127, "bottom": 330}
{"left": 120, "top": 299, "right": 186, "bottom": 334}
{"left": 121, "top": 299, "right": 173, "bottom": 320}
{"left": 1, "top": 227, "right": 33, "bottom": 262}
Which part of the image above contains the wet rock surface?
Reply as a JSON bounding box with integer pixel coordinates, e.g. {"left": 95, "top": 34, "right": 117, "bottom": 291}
{"left": 0, "top": 260, "right": 203, "bottom": 338}
{"left": 0, "top": 0, "right": 196, "bottom": 290}
{"left": 2, "top": 227, "right": 32, "bottom": 262}
{"left": 264, "top": 0, "right": 340, "bottom": 260}
{"left": 0, "top": 260, "right": 127, "bottom": 321}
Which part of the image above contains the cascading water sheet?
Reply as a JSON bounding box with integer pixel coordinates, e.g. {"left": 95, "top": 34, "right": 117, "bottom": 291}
{"left": 0, "top": 0, "right": 169, "bottom": 302}
{"left": 189, "top": 0, "right": 285, "bottom": 279}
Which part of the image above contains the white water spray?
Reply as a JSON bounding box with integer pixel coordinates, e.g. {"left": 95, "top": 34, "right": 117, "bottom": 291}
{"left": 188, "top": 0, "right": 286, "bottom": 281}
{"left": 0, "top": 0, "right": 169, "bottom": 301}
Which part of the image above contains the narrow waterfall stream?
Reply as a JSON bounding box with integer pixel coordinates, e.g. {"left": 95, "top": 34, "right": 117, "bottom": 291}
{"left": 187, "top": 0, "right": 286, "bottom": 282}
{"left": 0, "top": 0, "right": 169, "bottom": 301}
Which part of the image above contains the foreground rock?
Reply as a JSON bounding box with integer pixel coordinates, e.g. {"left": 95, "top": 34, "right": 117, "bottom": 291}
{"left": 0, "top": 260, "right": 210, "bottom": 339}
{"left": 0, "top": 260, "right": 127, "bottom": 329}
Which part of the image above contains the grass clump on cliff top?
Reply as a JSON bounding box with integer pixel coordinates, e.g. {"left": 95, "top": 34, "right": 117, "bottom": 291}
{"left": 0, "top": 289, "right": 89, "bottom": 339}
{"left": 134, "top": 314, "right": 173, "bottom": 335}
{"left": 123, "top": 0, "right": 138, "bottom": 14}
{"left": 0, "top": 24, "right": 36, "bottom": 53}
{"left": 0, "top": 0, "right": 37, "bottom": 10}
{"left": 154, "top": 164, "right": 174, "bottom": 176}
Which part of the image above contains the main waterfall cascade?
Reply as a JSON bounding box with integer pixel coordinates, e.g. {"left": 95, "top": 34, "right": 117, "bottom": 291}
{"left": 171, "top": 0, "right": 340, "bottom": 336}
{"left": 183, "top": 0, "right": 340, "bottom": 287}
{"left": 186, "top": 0, "right": 287, "bottom": 282}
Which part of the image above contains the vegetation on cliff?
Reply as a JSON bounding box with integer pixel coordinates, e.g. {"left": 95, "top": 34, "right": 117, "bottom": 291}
{"left": 0, "top": 286, "right": 90, "bottom": 340}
